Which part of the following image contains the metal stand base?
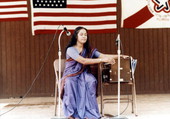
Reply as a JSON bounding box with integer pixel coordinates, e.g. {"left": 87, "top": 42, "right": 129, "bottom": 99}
{"left": 51, "top": 116, "right": 67, "bottom": 119}
{"left": 111, "top": 115, "right": 128, "bottom": 119}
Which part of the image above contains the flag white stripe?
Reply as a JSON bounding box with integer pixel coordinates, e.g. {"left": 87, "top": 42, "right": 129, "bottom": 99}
{"left": 33, "top": 8, "right": 116, "bottom": 13}
{"left": 30, "top": 0, "right": 34, "bottom": 35}
{"left": 0, "top": 14, "right": 28, "bottom": 18}
{"left": 33, "top": 16, "right": 116, "bottom": 22}
{"left": 0, "top": 8, "right": 27, "bottom": 12}
{"left": 68, "top": 0, "right": 116, "bottom": 5}
{"left": 33, "top": 24, "right": 117, "bottom": 30}
{"left": 0, "top": 1, "right": 27, "bottom": 6}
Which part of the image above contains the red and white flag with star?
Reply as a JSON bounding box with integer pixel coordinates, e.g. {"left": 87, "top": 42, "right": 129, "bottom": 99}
{"left": 121, "top": 0, "right": 170, "bottom": 28}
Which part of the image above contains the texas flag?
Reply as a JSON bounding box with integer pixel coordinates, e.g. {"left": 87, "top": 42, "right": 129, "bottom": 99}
{"left": 121, "top": 0, "right": 170, "bottom": 28}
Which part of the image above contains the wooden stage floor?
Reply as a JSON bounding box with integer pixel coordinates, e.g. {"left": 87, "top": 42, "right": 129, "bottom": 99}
{"left": 0, "top": 94, "right": 170, "bottom": 119}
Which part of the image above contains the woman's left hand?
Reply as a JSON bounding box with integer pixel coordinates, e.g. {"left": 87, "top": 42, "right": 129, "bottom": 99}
{"left": 121, "top": 55, "right": 129, "bottom": 59}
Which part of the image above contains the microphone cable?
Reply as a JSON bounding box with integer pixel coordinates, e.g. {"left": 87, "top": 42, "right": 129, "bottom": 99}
{"left": 0, "top": 25, "right": 62, "bottom": 117}
{"left": 113, "top": 94, "right": 130, "bottom": 117}
{"left": 120, "top": 40, "right": 124, "bottom": 55}
{"left": 115, "top": 35, "right": 124, "bottom": 55}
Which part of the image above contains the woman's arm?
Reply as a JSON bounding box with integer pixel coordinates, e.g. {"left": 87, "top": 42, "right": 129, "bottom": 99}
{"left": 74, "top": 55, "right": 115, "bottom": 65}
{"left": 99, "top": 53, "right": 129, "bottom": 59}
{"left": 99, "top": 53, "right": 117, "bottom": 59}
{"left": 75, "top": 53, "right": 129, "bottom": 65}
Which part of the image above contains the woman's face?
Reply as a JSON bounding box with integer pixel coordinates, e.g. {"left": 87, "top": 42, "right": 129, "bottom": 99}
{"left": 77, "top": 29, "right": 87, "bottom": 44}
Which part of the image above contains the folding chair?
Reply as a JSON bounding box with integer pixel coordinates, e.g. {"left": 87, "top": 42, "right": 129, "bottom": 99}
{"left": 53, "top": 59, "right": 65, "bottom": 116}
{"left": 99, "top": 56, "right": 137, "bottom": 116}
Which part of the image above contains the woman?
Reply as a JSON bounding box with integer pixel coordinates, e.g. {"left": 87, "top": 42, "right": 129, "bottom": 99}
{"left": 60, "top": 26, "right": 118, "bottom": 119}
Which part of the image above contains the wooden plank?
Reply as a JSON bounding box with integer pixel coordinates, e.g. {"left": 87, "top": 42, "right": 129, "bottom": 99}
{"left": 152, "top": 29, "right": 159, "bottom": 93}
{"left": 49, "top": 34, "right": 56, "bottom": 96}
{"left": 29, "top": 30, "right": 36, "bottom": 96}
{"left": 0, "top": 23, "right": 2, "bottom": 97}
{"left": 45, "top": 35, "right": 51, "bottom": 95}
{"left": 1, "top": 22, "right": 7, "bottom": 98}
{"left": 39, "top": 34, "right": 46, "bottom": 95}
{"left": 34, "top": 35, "right": 40, "bottom": 95}
{"left": 24, "top": 21, "right": 31, "bottom": 97}
{"left": 157, "top": 29, "right": 164, "bottom": 92}
{"left": 5, "top": 22, "right": 12, "bottom": 97}
{"left": 10, "top": 21, "right": 17, "bottom": 97}
{"left": 167, "top": 29, "right": 170, "bottom": 92}
{"left": 143, "top": 30, "right": 152, "bottom": 90}
{"left": 162, "top": 29, "right": 168, "bottom": 92}
{"left": 138, "top": 30, "right": 145, "bottom": 93}
{"left": 19, "top": 21, "right": 26, "bottom": 96}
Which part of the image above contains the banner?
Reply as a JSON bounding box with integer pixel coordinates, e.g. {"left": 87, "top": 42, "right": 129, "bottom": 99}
{"left": 121, "top": 0, "right": 170, "bottom": 28}
{"left": 30, "top": 0, "right": 117, "bottom": 35}
{"left": 0, "top": 0, "right": 28, "bottom": 21}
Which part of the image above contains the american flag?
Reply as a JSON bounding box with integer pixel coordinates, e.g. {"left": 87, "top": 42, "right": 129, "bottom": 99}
{"left": 0, "top": 0, "right": 28, "bottom": 21}
{"left": 30, "top": 0, "right": 117, "bottom": 35}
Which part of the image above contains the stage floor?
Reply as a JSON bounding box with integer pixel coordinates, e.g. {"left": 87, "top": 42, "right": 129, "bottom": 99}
{"left": 0, "top": 94, "right": 170, "bottom": 119}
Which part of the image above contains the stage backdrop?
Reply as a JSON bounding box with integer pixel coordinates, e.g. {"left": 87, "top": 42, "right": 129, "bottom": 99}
{"left": 0, "top": 0, "right": 170, "bottom": 98}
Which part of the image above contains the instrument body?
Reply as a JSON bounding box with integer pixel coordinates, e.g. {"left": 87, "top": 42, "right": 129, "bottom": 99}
{"left": 101, "top": 57, "right": 132, "bottom": 83}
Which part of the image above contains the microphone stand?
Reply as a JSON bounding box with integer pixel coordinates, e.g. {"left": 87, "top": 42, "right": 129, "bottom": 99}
{"left": 51, "top": 29, "right": 66, "bottom": 119}
{"left": 113, "top": 34, "right": 128, "bottom": 119}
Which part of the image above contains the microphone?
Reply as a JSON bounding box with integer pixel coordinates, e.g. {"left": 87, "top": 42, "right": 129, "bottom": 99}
{"left": 63, "top": 27, "right": 71, "bottom": 36}
{"left": 115, "top": 34, "right": 120, "bottom": 46}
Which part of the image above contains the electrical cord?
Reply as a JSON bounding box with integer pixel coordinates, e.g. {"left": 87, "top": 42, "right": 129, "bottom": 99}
{"left": 113, "top": 94, "right": 130, "bottom": 117}
{"left": 120, "top": 40, "right": 124, "bottom": 55}
{"left": 115, "top": 37, "right": 124, "bottom": 55}
{"left": 0, "top": 25, "right": 61, "bottom": 116}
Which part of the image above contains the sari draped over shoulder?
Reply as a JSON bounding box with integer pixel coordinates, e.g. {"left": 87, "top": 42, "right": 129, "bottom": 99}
{"left": 60, "top": 48, "right": 101, "bottom": 119}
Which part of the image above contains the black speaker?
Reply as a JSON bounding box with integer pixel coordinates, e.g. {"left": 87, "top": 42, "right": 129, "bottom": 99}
{"left": 101, "top": 63, "right": 111, "bottom": 83}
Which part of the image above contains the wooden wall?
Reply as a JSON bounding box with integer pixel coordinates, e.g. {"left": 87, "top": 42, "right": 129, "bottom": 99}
{"left": 1, "top": 0, "right": 170, "bottom": 98}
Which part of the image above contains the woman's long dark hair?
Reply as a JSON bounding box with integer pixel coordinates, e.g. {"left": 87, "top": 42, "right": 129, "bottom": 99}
{"left": 65, "top": 26, "right": 91, "bottom": 56}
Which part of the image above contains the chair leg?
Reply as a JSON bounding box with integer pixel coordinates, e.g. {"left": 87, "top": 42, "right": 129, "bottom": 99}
{"left": 132, "top": 83, "right": 134, "bottom": 113}
{"left": 132, "top": 80, "right": 137, "bottom": 116}
{"left": 133, "top": 80, "right": 138, "bottom": 116}
{"left": 99, "top": 63, "right": 104, "bottom": 117}
{"left": 100, "top": 84, "right": 104, "bottom": 116}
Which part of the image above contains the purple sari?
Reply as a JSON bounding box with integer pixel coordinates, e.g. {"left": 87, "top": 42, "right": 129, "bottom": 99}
{"left": 60, "top": 48, "right": 101, "bottom": 119}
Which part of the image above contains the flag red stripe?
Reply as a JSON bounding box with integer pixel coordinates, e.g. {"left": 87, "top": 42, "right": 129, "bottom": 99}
{"left": 67, "top": 4, "right": 116, "bottom": 8}
{"left": 34, "top": 20, "right": 116, "bottom": 26}
{"left": 0, "top": 5, "right": 27, "bottom": 8}
{"left": 34, "top": 29, "right": 117, "bottom": 35}
{"left": 0, "top": 0, "right": 25, "bottom": 2}
{"left": 0, "top": 11, "right": 27, "bottom": 15}
{"left": 0, "top": 17, "right": 28, "bottom": 21}
{"left": 34, "top": 12, "right": 116, "bottom": 17}
{"left": 123, "top": 6, "right": 154, "bottom": 28}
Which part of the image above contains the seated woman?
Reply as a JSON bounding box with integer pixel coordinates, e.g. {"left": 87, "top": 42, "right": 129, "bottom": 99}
{"left": 60, "top": 26, "right": 121, "bottom": 119}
